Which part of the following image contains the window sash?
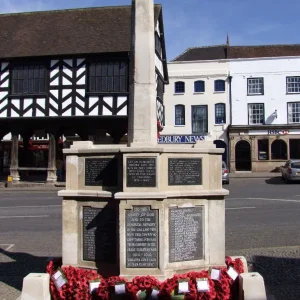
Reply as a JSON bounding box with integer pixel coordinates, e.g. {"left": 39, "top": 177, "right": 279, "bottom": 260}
{"left": 175, "top": 105, "right": 185, "bottom": 125}
{"left": 88, "top": 61, "right": 128, "bottom": 93}
{"left": 287, "top": 77, "right": 300, "bottom": 93}
{"left": 194, "top": 81, "right": 205, "bottom": 93}
{"left": 248, "top": 78, "right": 264, "bottom": 95}
{"left": 248, "top": 104, "right": 264, "bottom": 125}
{"left": 11, "top": 64, "right": 46, "bottom": 95}
{"left": 192, "top": 105, "right": 208, "bottom": 133}
{"left": 215, "top": 104, "right": 226, "bottom": 124}
{"left": 214, "top": 80, "right": 225, "bottom": 92}
{"left": 288, "top": 102, "right": 300, "bottom": 123}
{"left": 175, "top": 82, "right": 185, "bottom": 93}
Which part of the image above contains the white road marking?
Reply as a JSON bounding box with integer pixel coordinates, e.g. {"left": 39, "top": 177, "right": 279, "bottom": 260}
{"left": 227, "top": 197, "right": 300, "bottom": 203}
{"left": 0, "top": 215, "right": 49, "bottom": 219}
{"left": 0, "top": 205, "right": 61, "bottom": 209}
{"left": 0, "top": 244, "right": 15, "bottom": 251}
{"left": 226, "top": 207, "right": 256, "bottom": 210}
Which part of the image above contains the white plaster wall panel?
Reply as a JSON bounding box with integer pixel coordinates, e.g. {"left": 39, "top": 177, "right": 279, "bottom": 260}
{"left": 62, "top": 98, "right": 72, "bottom": 109}
{"left": 77, "top": 89, "right": 85, "bottom": 97}
{"left": 163, "top": 60, "right": 229, "bottom": 141}
{"left": 103, "top": 106, "right": 112, "bottom": 116}
{"left": 62, "top": 108, "right": 72, "bottom": 116}
{"left": 117, "top": 106, "right": 127, "bottom": 116}
{"left": 117, "top": 97, "right": 127, "bottom": 107}
{"left": 76, "top": 96, "right": 85, "bottom": 107}
{"left": 62, "top": 76, "right": 72, "bottom": 85}
{"left": 77, "top": 58, "right": 85, "bottom": 66}
{"left": 75, "top": 108, "right": 84, "bottom": 116}
{"left": 50, "top": 77, "right": 59, "bottom": 86}
{"left": 229, "top": 57, "right": 300, "bottom": 125}
{"left": 77, "top": 66, "right": 85, "bottom": 77}
{"left": 1, "top": 62, "right": 9, "bottom": 71}
{"left": 1, "top": 76, "right": 9, "bottom": 88}
{"left": 155, "top": 55, "right": 164, "bottom": 77}
{"left": 63, "top": 59, "right": 73, "bottom": 67}
{"left": 0, "top": 99, "right": 8, "bottom": 111}
{"left": 0, "top": 91, "right": 7, "bottom": 101}
{"left": 50, "top": 68, "right": 59, "bottom": 78}
{"left": 62, "top": 89, "right": 72, "bottom": 98}
{"left": 77, "top": 75, "right": 86, "bottom": 85}
{"left": 51, "top": 60, "right": 59, "bottom": 67}
{"left": 88, "top": 97, "right": 99, "bottom": 116}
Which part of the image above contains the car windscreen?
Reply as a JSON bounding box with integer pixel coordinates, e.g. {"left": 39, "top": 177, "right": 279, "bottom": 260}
{"left": 291, "top": 162, "right": 300, "bottom": 169}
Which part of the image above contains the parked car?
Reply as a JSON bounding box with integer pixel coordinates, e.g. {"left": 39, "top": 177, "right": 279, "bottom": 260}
{"left": 281, "top": 160, "right": 300, "bottom": 183}
{"left": 222, "top": 161, "right": 229, "bottom": 184}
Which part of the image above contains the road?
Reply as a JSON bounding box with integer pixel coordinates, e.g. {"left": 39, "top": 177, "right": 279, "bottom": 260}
{"left": 0, "top": 178, "right": 300, "bottom": 299}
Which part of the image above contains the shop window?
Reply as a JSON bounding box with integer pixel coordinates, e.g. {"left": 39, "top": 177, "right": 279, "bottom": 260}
{"left": 258, "top": 139, "right": 269, "bottom": 160}
{"left": 271, "top": 140, "right": 287, "bottom": 160}
{"left": 289, "top": 139, "right": 300, "bottom": 159}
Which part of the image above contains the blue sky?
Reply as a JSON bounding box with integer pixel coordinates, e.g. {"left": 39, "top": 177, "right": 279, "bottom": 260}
{"left": 2, "top": 0, "right": 299, "bottom": 60}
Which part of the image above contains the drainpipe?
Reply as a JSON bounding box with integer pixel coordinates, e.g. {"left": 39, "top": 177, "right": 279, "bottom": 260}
{"left": 228, "top": 75, "right": 233, "bottom": 171}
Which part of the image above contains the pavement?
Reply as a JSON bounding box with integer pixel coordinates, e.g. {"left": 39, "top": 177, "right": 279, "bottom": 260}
{"left": 1, "top": 178, "right": 300, "bottom": 299}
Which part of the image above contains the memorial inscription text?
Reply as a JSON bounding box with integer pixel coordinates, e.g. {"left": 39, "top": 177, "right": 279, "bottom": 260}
{"left": 127, "top": 158, "right": 156, "bottom": 187}
{"left": 82, "top": 206, "right": 116, "bottom": 263}
{"left": 169, "top": 207, "right": 203, "bottom": 262}
{"left": 126, "top": 206, "right": 159, "bottom": 268}
{"left": 168, "top": 158, "right": 202, "bottom": 186}
{"left": 85, "top": 157, "right": 118, "bottom": 187}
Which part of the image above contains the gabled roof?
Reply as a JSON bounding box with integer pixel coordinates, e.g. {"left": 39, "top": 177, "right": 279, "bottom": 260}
{"left": 172, "top": 44, "right": 300, "bottom": 62}
{"left": 0, "top": 5, "right": 162, "bottom": 59}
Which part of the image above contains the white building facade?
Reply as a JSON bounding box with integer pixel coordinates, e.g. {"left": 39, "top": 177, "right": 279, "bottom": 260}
{"left": 162, "top": 56, "right": 230, "bottom": 163}
{"left": 229, "top": 55, "right": 300, "bottom": 172}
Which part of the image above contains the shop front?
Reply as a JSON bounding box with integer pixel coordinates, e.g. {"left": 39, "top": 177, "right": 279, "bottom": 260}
{"left": 229, "top": 126, "right": 300, "bottom": 172}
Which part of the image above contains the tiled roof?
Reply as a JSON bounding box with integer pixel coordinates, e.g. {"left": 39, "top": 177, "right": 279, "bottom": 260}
{"left": 0, "top": 5, "right": 162, "bottom": 58}
{"left": 172, "top": 45, "right": 227, "bottom": 62}
{"left": 172, "top": 44, "right": 300, "bottom": 61}
{"left": 229, "top": 45, "right": 300, "bottom": 59}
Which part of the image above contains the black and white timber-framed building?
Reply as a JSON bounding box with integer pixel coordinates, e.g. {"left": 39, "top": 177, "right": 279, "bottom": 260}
{"left": 0, "top": 5, "right": 168, "bottom": 181}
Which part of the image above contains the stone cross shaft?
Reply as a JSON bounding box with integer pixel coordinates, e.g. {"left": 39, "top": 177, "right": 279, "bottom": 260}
{"left": 127, "top": 0, "right": 157, "bottom": 147}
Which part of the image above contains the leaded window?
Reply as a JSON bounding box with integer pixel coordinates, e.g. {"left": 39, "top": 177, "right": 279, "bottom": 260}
{"left": 88, "top": 61, "right": 128, "bottom": 93}
{"left": 288, "top": 102, "right": 300, "bottom": 123}
{"left": 248, "top": 103, "right": 264, "bottom": 125}
{"left": 174, "top": 81, "right": 185, "bottom": 94}
{"left": 157, "top": 77, "right": 164, "bottom": 100}
{"left": 175, "top": 104, "right": 185, "bottom": 125}
{"left": 11, "top": 64, "right": 46, "bottom": 95}
{"left": 214, "top": 80, "right": 225, "bottom": 92}
{"left": 287, "top": 77, "right": 300, "bottom": 94}
{"left": 194, "top": 80, "right": 205, "bottom": 93}
{"left": 155, "top": 33, "right": 162, "bottom": 56}
{"left": 215, "top": 103, "right": 226, "bottom": 124}
{"left": 247, "top": 78, "right": 264, "bottom": 95}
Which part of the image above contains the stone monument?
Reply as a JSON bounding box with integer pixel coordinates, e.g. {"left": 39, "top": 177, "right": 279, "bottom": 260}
{"left": 58, "top": 0, "right": 228, "bottom": 280}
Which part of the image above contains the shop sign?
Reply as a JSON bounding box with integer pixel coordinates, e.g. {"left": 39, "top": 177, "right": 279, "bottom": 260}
{"left": 158, "top": 135, "right": 206, "bottom": 144}
{"left": 249, "top": 129, "right": 300, "bottom": 136}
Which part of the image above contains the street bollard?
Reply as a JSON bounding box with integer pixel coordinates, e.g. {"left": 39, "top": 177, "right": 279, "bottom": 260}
{"left": 6, "top": 175, "right": 13, "bottom": 188}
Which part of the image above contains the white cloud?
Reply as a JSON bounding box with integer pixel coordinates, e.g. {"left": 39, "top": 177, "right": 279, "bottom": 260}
{"left": 1, "top": 0, "right": 49, "bottom": 13}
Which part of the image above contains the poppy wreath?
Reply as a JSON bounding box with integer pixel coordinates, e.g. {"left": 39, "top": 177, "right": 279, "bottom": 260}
{"left": 46, "top": 256, "right": 244, "bottom": 300}
{"left": 157, "top": 120, "right": 164, "bottom": 138}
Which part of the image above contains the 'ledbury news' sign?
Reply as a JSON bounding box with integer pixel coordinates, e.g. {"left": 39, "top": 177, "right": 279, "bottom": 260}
{"left": 158, "top": 135, "right": 206, "bottom": 144}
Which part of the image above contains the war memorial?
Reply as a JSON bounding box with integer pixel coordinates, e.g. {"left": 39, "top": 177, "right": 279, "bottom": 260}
{"left": 18, "top": 1, "right": 267, "bottom": 299}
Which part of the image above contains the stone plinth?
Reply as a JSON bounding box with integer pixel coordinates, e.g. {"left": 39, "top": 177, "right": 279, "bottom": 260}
{"left": 58, "top": 141, "right": 228, "bottom": 279}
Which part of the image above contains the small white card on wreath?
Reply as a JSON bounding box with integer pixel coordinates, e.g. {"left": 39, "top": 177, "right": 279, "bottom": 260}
{"left": 52, "top": 270, "right": 67, "bottom": 290}
{"left": 178, "top": 279, "right": 189, "bottom": 293}
{"left": 150, "top": 288, "right": 159, "bottom": 299}
{"left": 210, "top": 269, "right": 221, "bottom": 281}
{"left": 196, "top": 278, "right": 210, "bottom": 292}
{"left": 89, "top": 280, "right": 101, "bottom": 294}
{"left": 227, "top": 267, "right": 239, "bottom": 280}
{"left": 115, "top": 282, "right": 126, "bottom": 294}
